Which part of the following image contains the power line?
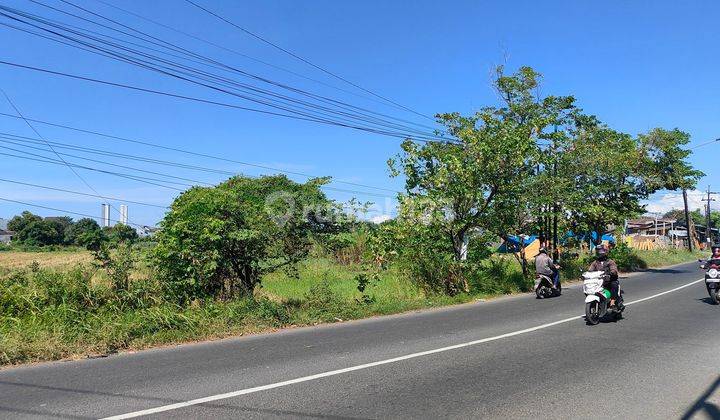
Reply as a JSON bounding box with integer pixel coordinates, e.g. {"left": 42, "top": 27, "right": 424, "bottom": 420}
{"left": 0, "top": 59, "right": 442, "bottom": 142}
{"left": 1, "top": 144, "right": 397, "bottom": 199}
{"left": 0, "top": 149, "right": 186, "bottom": 191}
{"left": 11, "top": 1, "right": 444, "bottom": 139}
{"left": 0, "top": 11, "right": 439, "bottom": 140}
{"left": 0, "top": 196, "right": 148, "bottom": 228}
{"left": 690, "top": 137, "right": 720, "bottom": 150}
{"left": 0, "top": 130, "right": 402, "bottom": 193}
{"left": 91, "top": 0, "right": 401, "bottom": 109}
{"left": 0, "top": 112, "right": 402, "bottom": 194}
{"left": 0, "top": 87, "right": 142, "bottom": 226}
{"left": 0, "top": 139, "right": 214, "bottom": 187}
{"left": 180, "top": 0, "right": 435, "bottom": 122}
{"left": 0, "top": 177, "right": 168, "bottom": 209}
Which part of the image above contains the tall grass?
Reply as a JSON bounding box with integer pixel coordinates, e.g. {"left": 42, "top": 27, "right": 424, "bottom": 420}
{"left": 0, "top": 247, "right": 703, "bottom": 366}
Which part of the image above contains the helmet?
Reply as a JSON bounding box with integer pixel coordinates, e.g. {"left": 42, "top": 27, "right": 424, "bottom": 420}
{"left": 712, "top": 244, "right": 720, "bottom": 254}
{"left": 538, "top": 246, "right": 548, "bottom": 254}
{"left": 596, "top": 245, "right": 609, "bottom": 260}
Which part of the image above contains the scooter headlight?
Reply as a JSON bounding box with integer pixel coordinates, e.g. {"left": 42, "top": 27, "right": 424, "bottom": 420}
{"left": 708, "top": 268, "right": 718, "bottom": 278}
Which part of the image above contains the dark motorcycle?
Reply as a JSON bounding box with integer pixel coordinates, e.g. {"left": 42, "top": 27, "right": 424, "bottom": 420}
{"left": 699, "top": 259, "right": 720, "bottom": 304}
{"left": 534, "top": 274, "right": 561, "bottom": 299}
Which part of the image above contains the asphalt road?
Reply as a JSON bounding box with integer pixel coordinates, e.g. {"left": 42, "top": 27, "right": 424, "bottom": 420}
{"left": 2, "top": 261, "right": 719, "bottom": 419}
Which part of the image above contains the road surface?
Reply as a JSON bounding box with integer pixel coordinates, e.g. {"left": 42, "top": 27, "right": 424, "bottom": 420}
{"left": 1, "top": 261, "right": 719, "bottom": 419}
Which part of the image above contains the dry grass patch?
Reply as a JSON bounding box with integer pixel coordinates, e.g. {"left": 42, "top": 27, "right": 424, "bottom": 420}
{"left": 0, "top": 250, "right": 93, "bottom": 270}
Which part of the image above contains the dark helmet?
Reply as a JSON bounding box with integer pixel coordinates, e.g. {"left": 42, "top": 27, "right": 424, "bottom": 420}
{"left": 596, "top": 245, "right": 609, "bottom": 260}
{"left": 538, "top": 246, "right": 548, "bottom": 254}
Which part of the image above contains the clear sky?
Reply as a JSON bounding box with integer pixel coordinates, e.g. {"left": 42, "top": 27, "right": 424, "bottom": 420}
{"left": 1, "top": 0, "right": 718, "bottom": 227}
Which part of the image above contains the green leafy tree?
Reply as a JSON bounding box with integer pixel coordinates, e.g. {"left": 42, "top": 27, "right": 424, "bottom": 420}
{"left": 7, "top": 211, "right": 42, "bottom": 234}
{"left": 15, "top": 220, "right": 64, "bottom": 246}
{"left": 107, "top": 223, "right": 138, "bottom": 244}
{"left": 152, "top": 175, "right": 334, "bottom": 302}
{"left": 65, "top": 218, "right": 102, "bottom": 245}
{"left": 562, "top": 125, "right": 702, "bottom": 245}
{"left": 389, "top": 66, "right": 575, "bottom": 284}
{"left": 562, "top": 124, "right": 646, "bottom": 244}
{"left": 44, "top": 216, "right": 74, "bottom": 244}
{"left": 637, "top": 128, "right": 703, "bottom": 192}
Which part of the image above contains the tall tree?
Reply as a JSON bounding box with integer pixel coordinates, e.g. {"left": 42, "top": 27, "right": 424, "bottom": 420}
{"left": 7, "top": 211, "right": 42, "bottom": 234}
{"left": 390, "top": 66, "right": 575, "bottom": 278}
{"left": 637, "top": 128, "right": 703, "bottom": 192}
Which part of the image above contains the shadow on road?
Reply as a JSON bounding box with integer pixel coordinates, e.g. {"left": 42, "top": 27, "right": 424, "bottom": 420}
{"left": 682, "top": 376, "right": 720, "bottom": 420}
{"left": 697, "top": 297, "right": 719, "bottom": 306}
{"left": 643, "top": 268, "right": 688, "bottom": 274}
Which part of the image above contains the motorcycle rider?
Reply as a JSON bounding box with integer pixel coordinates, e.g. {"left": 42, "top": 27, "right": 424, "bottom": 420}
{"left": 588, "top": 244, "right": 621, "bottom": 308}
{"left": 710, "top": 244, "right": 720, "bottom": 262}
{"left": 535, "top": 246, "right": 560, "bottom": 289}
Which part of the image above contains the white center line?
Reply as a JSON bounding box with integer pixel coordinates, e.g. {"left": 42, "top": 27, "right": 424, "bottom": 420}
{"left": 101, "top": 277, "right": 705, "bottom": 419}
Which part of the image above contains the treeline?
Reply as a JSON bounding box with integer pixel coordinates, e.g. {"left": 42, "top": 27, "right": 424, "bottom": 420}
{"left": 5, "top": 211, "right": 137, "bottom": 248}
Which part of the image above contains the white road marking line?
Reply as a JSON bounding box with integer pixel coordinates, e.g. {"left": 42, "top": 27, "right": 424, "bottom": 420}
{"left": 624, "top": 278, "right": 704, "bottom": 306}
{"left": 101, "top": 277, "right": 705, "bottom": 419}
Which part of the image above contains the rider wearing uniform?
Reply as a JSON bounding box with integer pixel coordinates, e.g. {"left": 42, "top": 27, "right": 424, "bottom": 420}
{"left": 588, "top": 245, "right": 621, "bottom": 308}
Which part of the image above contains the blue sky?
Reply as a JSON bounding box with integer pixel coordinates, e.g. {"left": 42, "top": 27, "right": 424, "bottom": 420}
{"left": 1, "top": 0, "right": 718, "bottom": 227}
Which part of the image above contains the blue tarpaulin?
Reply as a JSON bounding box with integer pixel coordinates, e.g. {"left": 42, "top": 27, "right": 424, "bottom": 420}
{"left": 498, "top": 235, "right": 537, "bottom": 253}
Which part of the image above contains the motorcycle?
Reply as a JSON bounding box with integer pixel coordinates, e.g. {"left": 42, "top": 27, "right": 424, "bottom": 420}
{"left": 582, "top": 271, "right": 624, "bottom": 325}
{"left": 534, "top": 273, "right": 561, "bottom": 299}
{"left": 699, "top": 259, "right": 720, "bottom": 304}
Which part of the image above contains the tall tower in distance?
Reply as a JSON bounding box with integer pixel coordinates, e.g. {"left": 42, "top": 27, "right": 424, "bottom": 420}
{"left": 119, "top": 204, "right": 128, "bottom": 225}
{"left": 101, "top": 203, "right": 110, "bottom": 227}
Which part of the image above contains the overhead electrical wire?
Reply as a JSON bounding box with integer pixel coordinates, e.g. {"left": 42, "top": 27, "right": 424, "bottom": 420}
{"left": 0, "top": 87, "right": 144, "bottom": 225}
{"left": 1, "top": 141, "right": 398, "bottom": 199}
{"left": 0, "top": 112, "right": 401, "bottom": 193}
{"left": 0, "top": 11, "right": 439, "bottom": 140}
{"left": 91, "top": 0, "right": 401, "bottom": 109}
{"left": 182, "top": 0, "right": 435, "bottom": 122}
{"left": 0, "top": 59, "right": 442, "bottom": 142}
{"left": 29, "top": 0, "right": 432, "bottom": 129}
{"left": 0, "top": 132, "right": 242, "bottom": 177}
{"left": 0, "top": 132, "right": 405, "bottom": 196}
{"left": 0, "top": 139, "right": 216, "bottom": 187}
{"left": 690, "top": 138, "right": 720, "bottom": 150}
{"left": 0, "top": 148, "right": 187, "bottom": 191}
{"left": 12, "top": 1, "right": 446, "bottom": 140}
{"left": 0, "top": 177, "right": 169, "bottom": 209}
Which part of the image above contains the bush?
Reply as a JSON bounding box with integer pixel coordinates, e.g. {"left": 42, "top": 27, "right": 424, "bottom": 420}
{"left": 470, "top": 257, "right": 531, "bottom": 294}
{"left": 152, "top": 175, "right": 336, "bottom": 303}
{"left": 369, "top": 220, "right": 473, "bottom": 294}
{"left": 609, "top": 242, "right": 647, "bottom": 271}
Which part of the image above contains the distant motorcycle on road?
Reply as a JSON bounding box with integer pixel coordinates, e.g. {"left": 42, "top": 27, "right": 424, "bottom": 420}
{"left": 534, "top": 273, "right": 561, "bottom": 299}
{"left": 699, "top": 258, "right": 720, "bottom": 304}
{"left": 582, "top": 271, "right": 625, "bottom": 325}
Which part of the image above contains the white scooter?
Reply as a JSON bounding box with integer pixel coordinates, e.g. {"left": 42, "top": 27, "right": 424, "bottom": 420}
{"left": 582, "top": 271, "right": 624, "bottom": 325}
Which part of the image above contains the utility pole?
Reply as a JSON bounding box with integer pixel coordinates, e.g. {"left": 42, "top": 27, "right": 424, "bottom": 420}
{"left": 682, "top": 189, "right": 693, "bottom": 252}
{"left": 702, "top": 186, "right": 718, "bottom": 244}
{"left": 551, "top": 125, "right": 559, "bottom": 261}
